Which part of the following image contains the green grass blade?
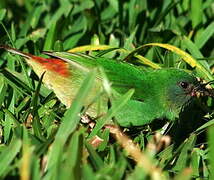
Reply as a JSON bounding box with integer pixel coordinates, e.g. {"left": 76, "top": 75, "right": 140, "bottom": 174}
{"left": 208, "top": 125, "right": 214, "bottom": 179}
{"left": 89, "top": 89, "right": 134, "bottom": 138}
{"left": 195, "top": 22, "right": 214, "bottom": 49}
{"left": 190, "top": 0, "right": 203, "bottom": 28}
{"left": 0, "top": 139, "right": 22, "bottom": 177}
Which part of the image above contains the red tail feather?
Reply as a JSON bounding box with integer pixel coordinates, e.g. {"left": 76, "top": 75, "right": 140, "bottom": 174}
{"left": 0, "top": 45, "right": 70, "bottom": 77}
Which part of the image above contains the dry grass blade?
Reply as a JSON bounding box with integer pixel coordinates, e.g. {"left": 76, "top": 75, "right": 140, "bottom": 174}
{"left": 140, "top": 43, "right": 212, "bottom": 79}
{"left": 105, "top": 125, "right": 165, "bottom": 180}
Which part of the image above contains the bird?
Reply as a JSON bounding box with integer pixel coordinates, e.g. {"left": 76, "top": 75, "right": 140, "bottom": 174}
{"left": 0, "top": 45, "right": 211, "bottom": 127}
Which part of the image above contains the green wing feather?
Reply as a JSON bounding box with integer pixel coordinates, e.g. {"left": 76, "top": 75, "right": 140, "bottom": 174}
{"left": 43, "top": 51, "right": 150, "bottom": 100}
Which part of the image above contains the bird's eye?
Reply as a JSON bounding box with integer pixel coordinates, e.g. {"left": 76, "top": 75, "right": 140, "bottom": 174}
{"left": 179, "top": 81, "right": 189, "bottom": 89}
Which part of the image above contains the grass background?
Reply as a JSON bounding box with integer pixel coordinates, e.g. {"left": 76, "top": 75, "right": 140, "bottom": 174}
{"left": 0, "top": 0, "right": 214, "bottom": 179}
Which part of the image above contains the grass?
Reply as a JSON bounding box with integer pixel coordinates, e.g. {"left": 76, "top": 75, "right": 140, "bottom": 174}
{"left": 0, "top": 0, "right": 214, "bottom": 179}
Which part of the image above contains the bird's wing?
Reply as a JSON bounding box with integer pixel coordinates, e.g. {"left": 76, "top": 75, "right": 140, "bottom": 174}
{"left": 43, "top": 51, "right": 148, "bottom": 101}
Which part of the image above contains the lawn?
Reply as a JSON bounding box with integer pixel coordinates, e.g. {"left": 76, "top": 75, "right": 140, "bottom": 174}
{"left": 0, "top": 0, "right": 214, "bottom": 179}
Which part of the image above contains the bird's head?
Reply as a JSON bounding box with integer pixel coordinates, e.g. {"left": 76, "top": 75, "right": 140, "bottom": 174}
{"left": 159, "top": 69, "right": 213, "bottom": 115}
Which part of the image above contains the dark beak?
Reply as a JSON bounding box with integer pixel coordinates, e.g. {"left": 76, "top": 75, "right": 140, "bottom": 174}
{"left": 193, "top": 80, "right": 214, "bottom": 98}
